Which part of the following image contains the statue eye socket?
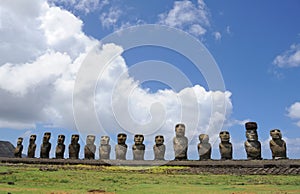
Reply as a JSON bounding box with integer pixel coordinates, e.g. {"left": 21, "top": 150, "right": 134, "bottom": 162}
{"left": 271, "top": 130, "right": 275, "bottom": 132}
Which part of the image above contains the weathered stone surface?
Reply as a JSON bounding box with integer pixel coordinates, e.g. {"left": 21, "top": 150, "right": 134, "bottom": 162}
{"left": 40, "top": 132, "right": 51, "bottom": 159}
{"left": 69, "top": 134, "right": 80, "bottom": 159}
{"left": 219, "top": 131, "right": 232, "bottom": 160}
{"left": 27, "top": 135, "right": 36, "bottom": 158}
{"left": 55, "top": 135, "right": 65, "bottom": 159}
{"left": 153, "top": 135, "right": 165, "bottom": 160}
{"left": 14, "top": 137, "right": 23, "bottom": 158}
{"left": 244, "top": 122, "right": 262, "bottom": 160}
{"left": 115, "top": 133, "right": 127, "bottom": 160}
{"left": 270, "top": 129, "right": 287, "bottom": 159}
{"left": 132, "top": 134, "right": 145, "bottom": 160}
{"left": 99, "top": 136, "right": 111, "bottom": 159}
{"left": 84, "top": 135, "right": 96, "bottom": 160}
{"left": 198, "top": 134, "right": 211, "bottom": 160}
{"left": 173, "top": 124, "right": 188, "bottom": 160}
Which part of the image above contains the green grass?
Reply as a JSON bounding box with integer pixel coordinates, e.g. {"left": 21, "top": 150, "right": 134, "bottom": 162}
{"left": 0, "top": 164, "right": 299, "bottom": 193}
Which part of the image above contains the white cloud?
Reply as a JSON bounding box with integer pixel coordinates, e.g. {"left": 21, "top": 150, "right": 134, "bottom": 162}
{"left": 158, "top": 0, "right": 210, "bottom": 37}
{"left": 287, "top": 102, "right": 300, "bottom": 127}
{"left": 213, "top": 31, "right": 221, "bottom": 41}
{"left": 273, "top": 44, "right": 300, "bottom": 68}
{"left": 99, "top": 7, "right": 122, "bottom": 29}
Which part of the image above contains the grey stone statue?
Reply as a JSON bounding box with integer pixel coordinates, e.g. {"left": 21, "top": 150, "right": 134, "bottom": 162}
{"left": 69, "top": 134, "right": 80, "bottom": 159}
{"left": 115, "top": 133, "right": 127, "bottom": 160}
{"left": 84, "top": 135, "right": 96, "bottom": 160}
{"left": 132, "top": 134, "right": 145, "bottom": 160}
{"left": 244, "top": 122, "right": 262, "bottom": 160}
{"left": 55, "top": 134, "right": 65, "bottom": 159}
{"left": 14, "top": 137, "right": 23, "bottom": 158}
{"left": 27, "top": 135, "right": 36, "bottom": 158}
{"left": 270, "top": 129, "right": 288, "bottom": 159}
{"left": 219, "top": 131, "right": 232, "bottom": 160}
{"left": 153, "top": 135, "right": 165, "bottom": 160}
{"left": 40, "top": 132, "right": 51, "bottom": 158}
{"left": 173, "top": 123, "right": 188, "bottom": 160}
{"left": 197, "top": 134, "right": 211, "bottom": 160}
{"left": 99, "top": 136, "right": 111, "bottom": 159}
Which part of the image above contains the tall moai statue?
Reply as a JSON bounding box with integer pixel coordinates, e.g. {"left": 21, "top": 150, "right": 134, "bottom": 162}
{"left": 244, "top": 122, "right": 262, "bottom": 160}
{"left": 55, "top": 134, "right": 65, "bottom": 159}
{"left": 14, "top": 137, "right": 23, "bottom": 158}
{"left": 197, "top": 134, "right": 211, "bottom": 160}
{"left": 27, "top": 135, "right": 36, "bottom": 158}
{"left": 84, "top": 135, "right": 96, "bottom": 160}
{"left": 173, "top": 123, "right": 188, "bottom": 160}
{"left": 219, "top": 131, "right": 232, "bottom": 160}
{"left": 69, "top": 134, "right": 80, "bottom": 159}
{"left": 153, "top": 135, "right": 165, "bottom": 160}
{"left": 115, "top": 133, "right": 127, "bottom": 160}
{"left": 269, "top": 129, "right": 288, "bottom": 159}
{"left": 99, "top": 136, "right": 111, "bottom": 159}
{"left": 132, "top": 134, "right": 145, "bottom": 160}
{"left": 40, "top": 132, "right": 51, "bottom": 158}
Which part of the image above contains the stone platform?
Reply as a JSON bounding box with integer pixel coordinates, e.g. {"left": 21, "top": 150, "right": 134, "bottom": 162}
{"left": 1, "top": 157, "right": 300, "bottom": 175}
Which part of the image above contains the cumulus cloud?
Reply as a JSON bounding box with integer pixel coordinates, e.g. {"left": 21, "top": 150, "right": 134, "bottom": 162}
{"left": 213, "top": 32, "right": 222, "bottom": 41}
{"left": 273, "top": 44, "right": 300, "bottom": 68}
{"left": 158, "top": 0, "right": 210, "bottom": 37}
{"left": 287, "top": 102, "right": 300, "bottom": 127}
{"left": 99, "top": 7, "right": 122, "bottom": 29}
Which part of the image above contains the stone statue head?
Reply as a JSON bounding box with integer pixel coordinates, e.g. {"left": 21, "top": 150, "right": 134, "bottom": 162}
{"left": 57, "top": 135, "right": 65, "bottom": 144}
{"left": 86, "top": 135, "right": 95, "bottom": 145}
{"left": 134, "top": 134, "right": 144, "bottom": 145}
{"left": 29, "top": 135, "right": 36, "bottom": 143}
{"left": 245, "top": 122, "right": 258, "bottom": 130}
{"left": 175, "top": 123, "right": 185, "bottom": 137}
{"left": 43, "top": 132, "right": 51, "bottom": 144}
{"left": 17, "top": 137, "right": 23, "bottom": 145}
{"left": 155, "top": 135, "right": 164, "bottom": 145}
{"left": 101, "top": 136, "right": 110, "bottom": 145}
{"left": 117, "top": 133, "right": 127, "bottom": 144}
{"left": 219, "top": 131, "right": 230, "bottom": 142}
{"left": 71, "top": 134, "right": 79, "bottom": 144}
{"left": 270, "top": 129, "right": 282, "bottom": 140}
{"left": 246, "top": 129, "right": 258, "bottom": 141}
{"left": 199, "top": 134, "right": 209, "bottom": 143}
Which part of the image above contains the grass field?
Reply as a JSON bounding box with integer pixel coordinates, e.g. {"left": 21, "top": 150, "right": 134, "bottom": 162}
{"left": 0, "top": 164, "right": 299, "bottom": 194}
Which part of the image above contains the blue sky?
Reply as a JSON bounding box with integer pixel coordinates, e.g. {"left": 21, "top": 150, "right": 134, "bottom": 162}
{"left": 0, "top": 0, "right": 300, "bottom": 160}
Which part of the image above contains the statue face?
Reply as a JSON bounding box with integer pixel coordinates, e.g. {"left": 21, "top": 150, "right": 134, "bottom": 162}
{"left": 43, "top": 132, "right": 51, "bottom": 143}
{"left": 71, "top": 134, "right": 79, "bottom": 144}
{"left": 57, "top": 135, "right": 65, "bottom": 144}
{"left": 117, "top": 133, "right": 127, "bottom": 144}
{"left": 246, "top": 129, "right": 258, "bottom": 141}
{"left": 270, "top": 129, "right": 282, "bottom": 140}
{"left": 199, "top": 134, "right": 209, "bottom": 143}
{"left": 175, "top": 124, "right": 185, "bottom": 137}
{"left": 134, "top": 134, "right": 144, "bottom": 145}
{"left": 29, "top": 135, "right": 36, "bottom": 143}
{"left": 17, "top": 137, "right": 23, "bottom": 145}
{"left": 219, "top": 131, "right": 230, "bottom": 142}
{"left": 155, "top": 135, "right": 164, "bottom": 145}
{"left": 101, "top": 136, "right": 110, "bottom": 145}
{"left": 86, "top": 135, "right": 95, "bottom": 145}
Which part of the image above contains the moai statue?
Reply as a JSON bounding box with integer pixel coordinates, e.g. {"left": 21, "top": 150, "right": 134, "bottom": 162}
{"left": 27, "top": 135, "right": 36, "bottom": 158}
{"left": 219, "top": 131, "right": 232, "bottom": 160}
{"left": 69, "top": 134, "right": 80, "bottom": 159}
{"left": 99, "top": 136, "right": 111, "bottom": 159}
{"left": 40, "top": 132, "right": 51, "bottom": 158}
{"left": 244, "top": 122, "right": 262, "bottom": 160}
{"left": 269, "top": 129, "right": 288, "bottom": 159}
{"left": 153, "top": 135, "right": 165, "bottom": 160}
{"left": 132, "top": 134, "right": 145, "bottom": 160}
{"left": 197, "top": 134, "right": 211, "bottom": 160}
{"left": 173, "top": 123, "right": 188, "bottom": 160}
{"left": 115, "top": 133, "right": 127, "bottom": 160}
{"left": 84, "top": 135, "right": 96, "bottom": 160}
{"left": 55, "top": 135, "right": 65, "bottom": 159}
{"left": 14, "top": 137, "right": 23, "bottom": 158}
